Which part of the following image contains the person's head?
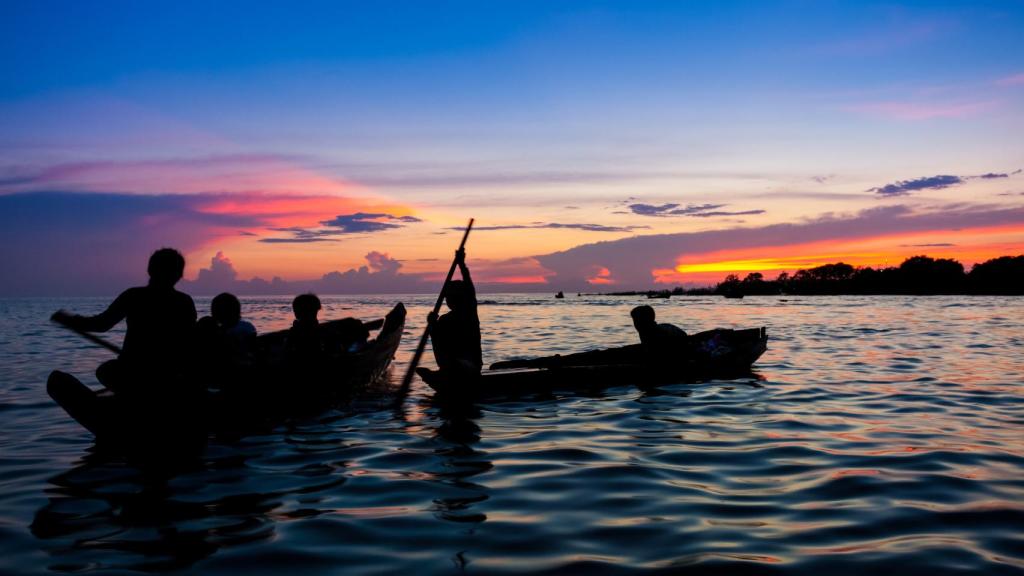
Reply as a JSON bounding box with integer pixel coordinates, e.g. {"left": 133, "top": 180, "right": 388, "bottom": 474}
{"left": 147, "top": 248, "right": 186, "bottom": 287}
{"left": 444, "top": 280, "right": 472, "bottom": 312}
{"left": 630, "top": 305, "right": 657, "bottom": 332}
{"left": 292, "top": 293, "right": 321, "bottom": 322}
{"left": 211, "top": 292, "right": 242, "bottom": 327}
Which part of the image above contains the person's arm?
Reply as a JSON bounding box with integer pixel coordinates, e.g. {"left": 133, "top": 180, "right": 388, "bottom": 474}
{"left": 52, "top": 290, "right": 130, "bottom": 333}
{"left": 455, "top": 248, "right": 476, "bottom": 300}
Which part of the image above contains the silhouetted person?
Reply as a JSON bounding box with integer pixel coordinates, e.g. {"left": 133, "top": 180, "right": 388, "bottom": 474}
{"left": 212, "top": 292, "right": 257, "bottom": 352}
{"left": 429, "top": 248, "right": 482, "bottom": 379}
{"left": 52, "top": 248, "right": 197, "bottom": 395}
{"left": 196, "top": 292, "right": 258, "bottom": 381}
{"left": 286, "top": 293, "right": 323, "bottom": 364}
{"left": 630, "top": 305, "right": 687, "bottom": 358}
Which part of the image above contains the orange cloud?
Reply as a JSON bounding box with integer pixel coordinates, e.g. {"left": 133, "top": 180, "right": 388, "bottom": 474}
{"left": 659, "top": 224, "right": 1024, "bottom": 284}
{"left": 196, "top": 193, "right": 414, "bottom": 228}
{"left": 587, "top": 266, "right": 614, "bottom": 285}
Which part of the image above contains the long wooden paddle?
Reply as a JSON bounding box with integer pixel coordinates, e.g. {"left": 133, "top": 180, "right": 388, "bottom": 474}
{"left": 395, "top": 218, "right": 474, "bottom": 405}
{"left": 51, "top": 313, "right": 123, "bottom": 355}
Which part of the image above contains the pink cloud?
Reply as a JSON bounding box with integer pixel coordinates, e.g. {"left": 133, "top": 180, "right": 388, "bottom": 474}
{"left": 995, "top": 73, "right": 1024, "bottom": 87}
{"left": 0, "top": 153, "right": 368, "bottom": 199}
{"left": 843, "top": 100, "right": 995, "bottom": 120}
{"left": 815, "top": 17, "right": 952, "bottom": 57}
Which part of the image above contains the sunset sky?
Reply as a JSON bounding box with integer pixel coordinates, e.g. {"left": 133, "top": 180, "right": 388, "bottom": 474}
{"left": 2, "top": 1, "right": 1023, "bottom": 295}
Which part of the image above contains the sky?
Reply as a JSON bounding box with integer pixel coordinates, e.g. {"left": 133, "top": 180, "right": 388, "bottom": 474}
{"left": 1, "top": 0, "right": 1023, "bottom": 295}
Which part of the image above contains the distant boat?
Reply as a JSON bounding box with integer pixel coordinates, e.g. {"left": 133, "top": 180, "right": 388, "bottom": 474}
{"left": 647, "top": 291, "right": 670, "bottom": 299}
{"left": 555, "top": 291, "right": 565, "bottom": 299}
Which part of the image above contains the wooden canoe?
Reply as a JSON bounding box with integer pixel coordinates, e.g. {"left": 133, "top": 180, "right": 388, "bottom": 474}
{"left": 419, "top": 327, "right": 767, "bottom": 399}
{"left": 47, "top": 303, "right": 407, "bottom": 445}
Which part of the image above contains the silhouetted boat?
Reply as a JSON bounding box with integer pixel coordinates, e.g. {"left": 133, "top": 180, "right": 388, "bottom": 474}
{"left": 555, "top": 291, "right": 564, "bottom": 299}
{"left": 48, "top": 303, "right": 407, "bottom": 447}
{"left": 647, "top": 291, "right": 671, "bottom": 299}
{"left": 418, "top": 327, "right": 767, "bottom": 399}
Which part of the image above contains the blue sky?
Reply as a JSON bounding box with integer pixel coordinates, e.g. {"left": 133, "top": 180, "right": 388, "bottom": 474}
{"left": 1, "top": 1, "right": 1022, "bottom": 294}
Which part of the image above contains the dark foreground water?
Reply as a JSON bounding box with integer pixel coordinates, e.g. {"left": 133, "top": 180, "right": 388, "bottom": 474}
{"left": 0, "top": 295, "right": 1022, "bottom": 575}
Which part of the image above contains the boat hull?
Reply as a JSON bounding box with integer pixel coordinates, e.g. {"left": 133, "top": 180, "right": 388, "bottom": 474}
{"left": 49, "top": 303, "right": 407, "bottom": 445}
{"left": 421, "top": 327, "right": 767, "bottom": 400}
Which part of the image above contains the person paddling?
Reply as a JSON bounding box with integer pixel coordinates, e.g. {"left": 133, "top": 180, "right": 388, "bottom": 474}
{"left": 428, "top": 248, "right": 482, "bottom": 379}
{"left": 52, "top": 248, "right": 197, "bottom": 395}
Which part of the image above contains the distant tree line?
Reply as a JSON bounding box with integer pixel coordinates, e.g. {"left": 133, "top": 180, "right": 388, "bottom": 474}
{"left": 702, "top": 255, "right": 1024, "bottom": 296}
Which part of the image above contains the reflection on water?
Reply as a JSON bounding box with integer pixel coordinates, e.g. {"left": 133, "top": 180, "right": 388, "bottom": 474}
{"left": 1, "top": 295, "right": 1023, "bottom": 574}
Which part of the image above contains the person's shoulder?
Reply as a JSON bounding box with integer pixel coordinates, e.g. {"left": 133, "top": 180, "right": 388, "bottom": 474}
{"left": 172, "top": 288, "right": 196, "bottom": 304}
{"left": 435, "top": 311, "right": 456, "bottom": 328}
{"left": 111, "top": 286, "right": 148, "bottom": 306}
{"left": 120, "top": 286, "right": 147, "bottom": 298}
{"left": 173, "top": 288, "right": 194, "bottom": 300}
{"left": 236, "top": 320, "right": 257, "bottom": 336}
{"left": 659, "top": 323, "right": 687, "bottom": 336}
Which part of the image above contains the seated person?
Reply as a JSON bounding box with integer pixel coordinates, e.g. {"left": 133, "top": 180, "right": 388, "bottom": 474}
{"left": 52, "top": 248, "right": 197, "bottom": 396}
{"left": 630, "top": 305, "right": 688, "bottom": 358}
{"left": 429, "top": 248, "right": 482, "bottom": 379}
{"left": 196, "top": 293, "right": 258, "bottom": 375}
{"left": 212, "top": 292, "right": 257, "bottom": 350}
{"left": 285, "top": 293, "right": 323, "bottom": 364}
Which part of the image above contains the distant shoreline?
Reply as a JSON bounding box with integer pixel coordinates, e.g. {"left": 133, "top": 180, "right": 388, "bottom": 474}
{"left": 5, "top": 254, "right": 1021, "bottom": 299}
{"left": 595, "top": 254, "right": 1024, "bottom": 297}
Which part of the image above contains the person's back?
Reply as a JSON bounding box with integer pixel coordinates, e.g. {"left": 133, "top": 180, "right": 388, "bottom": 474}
{"left": 197, "top": 293, "right": 258, "bottom": 381}
{"left": 117, "top": 286, "right": 197, "bottom": 367}
{"left": 430, "top": 249, "right": 482, "bottom": 378}
{"left": 630, "top": 305, "right": 687, "bottom": 361}
{"left": 286, "top": 293, "right": 323, "bottom": 365}
{"left": 212, "top": 292, "right": 257, "bottom": 364}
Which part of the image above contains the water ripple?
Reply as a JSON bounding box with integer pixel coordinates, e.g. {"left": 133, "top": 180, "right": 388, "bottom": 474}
{"left": 0, "top": 295, "right": 1022, "bottom": 574}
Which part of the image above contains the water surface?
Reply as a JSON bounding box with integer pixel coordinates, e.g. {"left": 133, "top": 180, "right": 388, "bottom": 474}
{"left": 1, "top": 295, "right": 1022, "bottom": 574}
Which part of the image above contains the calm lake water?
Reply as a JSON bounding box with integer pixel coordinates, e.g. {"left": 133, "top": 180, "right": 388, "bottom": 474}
{"left": 0, "top": 295, "right": 1022, "bottom": 575}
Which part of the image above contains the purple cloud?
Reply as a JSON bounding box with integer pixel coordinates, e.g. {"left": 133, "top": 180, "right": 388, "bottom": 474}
{"left": 870, "top": 175, "right": 963, "bottom": 197}
{"left": 261, "top": 212, "right": 423, "bottom": 243}
{"left": 320, "top": 212, "right": 422, "bottom": 233}
{"left": 629, "top": 203, "right": 685, "bottom": 215}
{"left": 453, "top": 222, "right": 645, "bottom": 233}
{"left": 0, "top": 154, "right": 311, "bottom": 194}
{"left": 687, "top": 209, "right": 766, "bottom": 218}
{"left": 0, "top": 192, "right": 264, "bottom": 295}
{"left": 183, "top": 251, "right": 431, "bottom": 295}
{"left": 534, "top": 204, "right": 1024, "bottom": 291}
{"left": 627, "top": 203, "right": 764, "bottom": 217}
